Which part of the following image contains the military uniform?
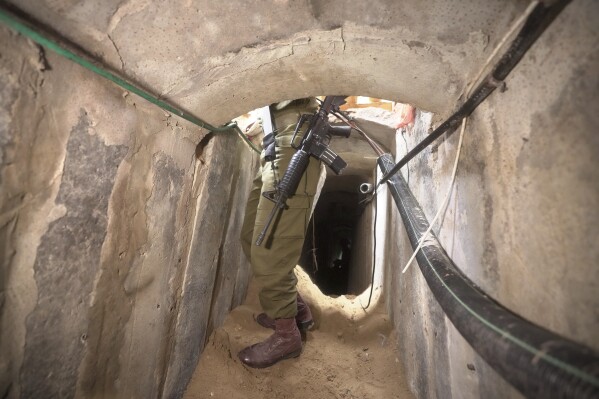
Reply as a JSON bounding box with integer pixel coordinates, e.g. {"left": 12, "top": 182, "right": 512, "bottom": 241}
{"left": 240, "top": 100, "right": 321, "bottom": 320}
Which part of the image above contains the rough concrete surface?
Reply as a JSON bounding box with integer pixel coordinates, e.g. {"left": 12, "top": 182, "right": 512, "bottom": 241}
{"left": 21, "top": 111, "right": 128, "bottom": 398}
{"left": 385, "top": 1, "right": 598, "bottom": 398}
{"left": 160, "top": 132, "right": 249, "bottom": 399}
{"left": 1, "top": 0, "right": 598, "bottom": 399}
{"left": 0, "top": 19, "right": 252, "bottom": 399}
{"left": 7, "top": 0, "right": 526, "bottom": 119}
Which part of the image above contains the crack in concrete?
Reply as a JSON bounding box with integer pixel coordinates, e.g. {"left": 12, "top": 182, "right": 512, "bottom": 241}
{"left": 161, "top": 27, "right": 353, "bottom": 99}
{"left": 107, "top": 34, "right": 125, "bottom": 71}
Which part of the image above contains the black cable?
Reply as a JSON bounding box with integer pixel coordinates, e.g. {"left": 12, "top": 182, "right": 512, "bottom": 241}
{"left": 377, "top": 0, "right": 572, "bottom": 186}
{"left": 362, "top": 136, "right": 412, "bottom": 310}
{"left": 378, "top": 153, "right": 599, "bottom": 398}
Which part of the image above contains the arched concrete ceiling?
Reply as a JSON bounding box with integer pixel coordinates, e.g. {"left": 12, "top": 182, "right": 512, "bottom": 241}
{"left": 11, "top": 0, "right": 528, "bottom": 124}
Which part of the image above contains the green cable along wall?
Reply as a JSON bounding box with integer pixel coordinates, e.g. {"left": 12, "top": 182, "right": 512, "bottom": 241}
{"left": 0, "top": 7, "right": 261, "bottom": 154}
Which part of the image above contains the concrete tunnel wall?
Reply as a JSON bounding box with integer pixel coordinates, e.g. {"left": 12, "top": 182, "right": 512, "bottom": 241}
{"left": 1, "top": 1, "right": 597, "bottom": 398}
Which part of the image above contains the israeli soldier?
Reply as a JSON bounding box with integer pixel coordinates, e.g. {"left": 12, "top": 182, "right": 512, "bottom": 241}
{"left": 238, "top": 98, "right": 321, "bottom": 368}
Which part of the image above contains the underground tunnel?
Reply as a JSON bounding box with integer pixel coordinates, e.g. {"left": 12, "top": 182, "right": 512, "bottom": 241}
{"left": 1, "top": 1, "right": 598, "bottom": 399}
{"left": 299, "top": 175, "right": 368, "bottom": 297}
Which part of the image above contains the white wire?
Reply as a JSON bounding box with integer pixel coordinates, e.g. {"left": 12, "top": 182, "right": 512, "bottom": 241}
{"left": 465, "top": 1, "right": 540, "bottom": 96}
{"left": 401, "top": 1, "right": 539, "bottom": 274}
{"left": 401, "top": 118, "right": 466, "bottom": 273}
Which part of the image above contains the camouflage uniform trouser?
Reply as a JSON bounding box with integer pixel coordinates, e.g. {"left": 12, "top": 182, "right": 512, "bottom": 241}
{"left": 240, "top": 139, "right": 321, "bottom": 319}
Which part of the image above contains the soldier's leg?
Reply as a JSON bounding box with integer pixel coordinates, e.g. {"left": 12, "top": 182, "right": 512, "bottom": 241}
{"left": 250, "top": 148, "right": 321, "bottom": 319}
{"left": 240, "top": 167, "right": 263, "bottom": 261}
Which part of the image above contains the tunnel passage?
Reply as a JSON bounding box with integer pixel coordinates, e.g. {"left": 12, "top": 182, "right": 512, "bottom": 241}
{"left": 2, "top": 2, "right": 597, "bottom": 398}
{"left": 299, "top": 174, "right": 372, "bottom": 296}
{"left": 244, "top": 97, "right": 395, "bottom": 298}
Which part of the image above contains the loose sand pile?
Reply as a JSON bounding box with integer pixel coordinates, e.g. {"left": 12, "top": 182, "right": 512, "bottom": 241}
{"left": 184, "top": 268, "right": 414, "bottom": 399}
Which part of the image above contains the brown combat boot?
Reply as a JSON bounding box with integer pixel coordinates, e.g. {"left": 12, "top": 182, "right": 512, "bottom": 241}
{"left": 255, "top": 293, "right": 314, "bottom": 331}
{"left": 238, "top": 318, "right": 302, "bottom": 368}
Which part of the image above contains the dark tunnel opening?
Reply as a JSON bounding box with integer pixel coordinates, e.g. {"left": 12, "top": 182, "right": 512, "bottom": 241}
{"left": 299, "top": 176, "right": 371, "bottom": 296}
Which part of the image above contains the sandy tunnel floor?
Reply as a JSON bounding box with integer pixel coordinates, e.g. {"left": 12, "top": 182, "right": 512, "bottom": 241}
{"left": 184, "top": 268, "right": 414, "bottom": 399}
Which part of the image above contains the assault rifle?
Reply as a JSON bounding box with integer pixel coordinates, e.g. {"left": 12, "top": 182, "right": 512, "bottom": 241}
{"left": 256, "top": 96, "right": 351, "bottom": 246}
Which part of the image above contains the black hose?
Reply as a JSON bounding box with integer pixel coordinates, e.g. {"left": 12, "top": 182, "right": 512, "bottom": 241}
{"left": 378, "top": 154, "right": 599, "bottom": 399}
{"left": 378, "top": 0, "right": 572, "bottom": 186}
